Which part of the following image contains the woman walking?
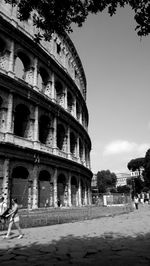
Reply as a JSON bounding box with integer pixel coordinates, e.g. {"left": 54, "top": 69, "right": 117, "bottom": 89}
{"left": 3, "top": 198, "right": 23, "bottom": 239}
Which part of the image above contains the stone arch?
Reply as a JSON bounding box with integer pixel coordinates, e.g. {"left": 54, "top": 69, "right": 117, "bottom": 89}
{"left": 76, "top": 101, "right": 81, "bottom": 121}
{"left": 14, "top": 50, "right": 31, "bottom": 80}
{"left": 55, "top": 80, "right": 64, "bottom": 106}
{"left": 0, "top": 35, "right": 9, "bottom": 71}
{"left": 81, "top": 179, "right": 85, "bottom": 205}
{"left": 57, "top": 174, "right": 66, "bottom": 206}
{"left": 38, "top": 170, "right": 52, "bottom": 207}
{"left": 57, "top": 123, "right": 66, "bottom": 151}
{"left": 37, "top": 66, "right": 49, "bottom": 92}
{"left": 71, "top": 176, "right": 78, "bottom": 206}
{"left": 14, "top": 104, "right": 30, "bottom": 138}
{"left": 70, "top": 131, "right": 76, "bottom": 155}
{"left": 11, "top": 166, "right": 29, "bottom": 208}
{"left": 39, "top": 115, "right": 51, "bottom": 144}
{"left": 0, "top": 37, "right": 6, "bottom": 54}
{"left": 67, "top": 91, "right": 74, "bottom": 114}
{"left": 79, "top": 138, "right": 84, "bottom": 161}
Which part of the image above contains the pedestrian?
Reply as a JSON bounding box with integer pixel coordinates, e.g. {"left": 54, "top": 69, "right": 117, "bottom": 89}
{"left": 2, "top": 198, "right": 23, "bottom": 239}
{"left": 134, "top": 195, "right": 139, "bottom": 210}
{"left": 0, "top": 196, "right": 7, "bottom": 230}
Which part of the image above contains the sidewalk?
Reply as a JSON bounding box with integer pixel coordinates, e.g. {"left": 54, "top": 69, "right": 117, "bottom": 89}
{"left": 0, "top": 203, "right": 150, "bottom": 265}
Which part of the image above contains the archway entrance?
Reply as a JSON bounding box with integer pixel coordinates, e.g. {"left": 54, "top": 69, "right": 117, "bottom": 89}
{"left": 11, "top": 166, "right": 29, "bottom": 208}
{"left": 71, "top": 176, "right": 78, "bottom": 206}
{"left": 38, "top": 170, "right": 51, "bottom": 207}
{"left": 57, "top": 174, "right": 66, "bottom": 206}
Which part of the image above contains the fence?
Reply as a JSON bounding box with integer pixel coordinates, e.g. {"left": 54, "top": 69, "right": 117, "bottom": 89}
{"left": 92, "top": 193, "right": 132, "bottom": 206}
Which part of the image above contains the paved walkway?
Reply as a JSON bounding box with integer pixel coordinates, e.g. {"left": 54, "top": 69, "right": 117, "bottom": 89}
{"left": 0, "top": 204, "right": 150, "bottom": 265}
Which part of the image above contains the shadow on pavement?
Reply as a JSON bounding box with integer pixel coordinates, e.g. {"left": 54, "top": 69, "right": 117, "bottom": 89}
{"left": 0, "top": 231, "right": 150, "bottom": 265}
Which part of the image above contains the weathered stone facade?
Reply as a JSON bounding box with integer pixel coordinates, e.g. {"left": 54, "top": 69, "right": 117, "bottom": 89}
{"left": 0, "top": 0, "right": 92, "bottom": 209}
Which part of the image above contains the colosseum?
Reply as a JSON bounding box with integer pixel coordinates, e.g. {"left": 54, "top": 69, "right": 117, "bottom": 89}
{"left": 0, "top": 1, "right": 92, "bottom": 210}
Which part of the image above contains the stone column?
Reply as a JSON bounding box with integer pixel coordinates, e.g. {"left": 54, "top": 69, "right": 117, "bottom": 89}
{"left": 88, "top": 185, "right": 92, "bottom": 205}
{"left": 76, "top": 136, "right": 80, "bottom": 162}
{"left": 33, "top": 57, "right": 38, "bottom": 89}
{"left": 78, "top": 177, "right": 82, "bottom": 206}
{"left": 74, "top": 97, "right": 77, "bottom": 118}
{"left": 53, "top": 168, "right": 58, "bottom": 207}
{"left": 3, "top": 158, "right": 10, "bottom": 207}
{"left": 53, "top": 117, "right": 57, "bottom": 154}
{"left": 51, "top": 72, "right": 55, "bottom": 101}
{"left": 32, "top": 165, "right": 39, "bottom": 209}
{"left": 84, "top": 186, "right": 88, "bottom": 205}
{"left": 67, "top": 126, "right": 71, "bottom": 159}
{"left": 64, "top": 86, "right": 67, "bottom": 110}
{"left": 68, "top": 173, "right": 71, "bottom": 207}
{"left": 6, "top": 92, "right": 13, "bottom": 133}
{"left": 8, "top": 40, "right": 15, "bottom": 77}
{"left": 34, "top": 106, "right": 39, "bottom": 141}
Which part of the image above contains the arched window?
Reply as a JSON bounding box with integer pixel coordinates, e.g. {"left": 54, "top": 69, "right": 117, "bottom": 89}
{"left": 14, "top": 104, "right": 30, "bottom": 138}
{"left": 57, "top": 124, "right": 66, "bottom": 150}
{"left": 38, "top": 67, "right": 49, "bottom": 92}
{"left": 39, "top": 115, "right": 50, "bottom": 144}
{"left": 67, "top": 91, "right": 74, "bottom": 114}
{"left": 0, "top": 37, "right": 5, "bottom": 54}
{"left": 57, "top": 174, "right": 66, "bottom": 206}
{"left": 70, "top": 132, "right": 76, "bottom": 155}
{"left": 71, "top": 176, "right": 78, "bottom": 206}
{"left": 38, "top": 170, "right": 51, "bottom": 207}
{"left": 11, "top": 166, "right": 29, "bottom": 208}
{"left": 79, "top": 139, "right": 83, "bottom": 161}
{"left": 55, "top": 81, "right": 64, "bottom": 105}
{"left": 15, "top": 51, "right": 30, "bottom": 80}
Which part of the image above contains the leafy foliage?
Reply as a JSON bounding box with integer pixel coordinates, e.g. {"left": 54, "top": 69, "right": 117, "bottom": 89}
{"left": 127, "top": 157, "right": 144, "bottom": 174}
{"left": 4, "top": 0, "right": 150, "bottom": 40}
{"left": 97, "top": 170, "right": 117, "bottom": 193}
{"left": 117, "top": 185, "right": 131, "bottom": 194}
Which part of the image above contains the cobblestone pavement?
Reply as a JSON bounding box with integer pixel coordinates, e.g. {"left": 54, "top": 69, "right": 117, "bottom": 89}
{"left": 0, "top": 204, "right": 150, "bottom": 265}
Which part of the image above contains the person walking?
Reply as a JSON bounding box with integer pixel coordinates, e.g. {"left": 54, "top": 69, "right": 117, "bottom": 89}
{"left": 2, "top": 198, "right": 23, "bottom": 239}
{"left": 134, "top": 195, "right": 139, "bottom": 210}
{"left": 0, "top": 196, "right": 7, "bottom": 230}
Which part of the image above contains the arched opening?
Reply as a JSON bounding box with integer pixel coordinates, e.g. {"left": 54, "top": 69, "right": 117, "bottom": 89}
{"left": 39, "top": 115, "right": 51, "bottom": 144}
{"left": 79, "top": 139, "right": 84, "bottom": 161}
{"left": 15, "top": 51, "right": 30, "bottom": 80}
{"left": 55, "top": 81, "right": 64, "bottom": 106}
{"left": 11, "top": 166, "right": 29, "bottom": 208}
{"left": 57, "top": 174, "right": 66, "bottom": 206}
{"left": 0, "top": 37, "right": 6, "bottom": 54}
{"left": 14, "top": 104, "right": 30, "bottom": 138}
{"left": 57, "top": 124, "right": 66, "bottom": 150}
{"left": 71, "top": 176, "right": 78, "bottom": 206}
{"left": 67, "top": 91, "right": 74, "bottom": 114}
{"left": 81, "top": 179, "right": 85, "bottom": 205}
{"left": 38, "top": 67, "right": 49, "bottom": 92}
{"left": 70, "top": 132, "right": 76, "bottom": 155}
{"left": 76, "top": 102, "right": 81, "bottom": 121}
{"left": 38, "top": 170, "right": 51, "bottom": 207}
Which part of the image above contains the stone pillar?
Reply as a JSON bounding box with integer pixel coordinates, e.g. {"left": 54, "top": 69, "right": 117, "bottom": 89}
{"left": 32, "top": 165, "right": 39, "bottom": 209}
{"left": 8, "top": 40, "right": 15, "bottom": 77}
{"left": 67, "top": 126, "right": 71, "bottom": 159}
{"left": 51, "top": 72, "right": 55, "bottom": 101}
{"left": 64, "top": 86, "right": 67, "bottom": 110}
{"left": 78, "top": 177, "right": 82, "bottom": 206}
{"left": 76, "top": 136, "right": 80, "bottom": 161}
{"left": 34, "top": 106, "right": 39, "bottom": 141}
{"left": 88, "top": 185, "right": 92, "bottom": 205}
{"left": 53, "top": 168, "right": 57, "bottom": 207}
{"left": 53, "top": 117, "right": 57, "bottom": 151}
{"left": 84, "top": 186, "right": 88, "bottom": 205}
{"left": 3, "top": 158, "right": 10, "bottom": 207}
{"left": 74, "top": 97, "right": 77, "bottom": 118}
{"left": 6, "top": 92, "right": 13, "bottom": 133}
{"left": 68, "top": 173, "right": 71, "bottom": 207}
{"left": 33, "top": 57, "right": 38, "bottom": 89}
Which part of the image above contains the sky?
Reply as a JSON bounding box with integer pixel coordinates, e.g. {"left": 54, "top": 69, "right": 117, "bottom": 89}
{"left": 70, "top": 6, "right": 150, "bottom": 174}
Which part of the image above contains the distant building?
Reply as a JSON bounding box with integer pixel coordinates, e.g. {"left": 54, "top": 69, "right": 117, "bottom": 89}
{"left": 116, "top": 173, "right": 131, "bottom": 187}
